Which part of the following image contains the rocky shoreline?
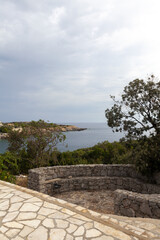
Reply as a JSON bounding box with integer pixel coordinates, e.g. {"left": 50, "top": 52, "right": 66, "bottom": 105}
{"left": 0, "top": 124, "right": 87, "bottom": 139}
{"left": 0, "top": 133, "right": 8, "bottom": 139}
{"left": 56, "top": 125, "right": 87, "bottom": 132}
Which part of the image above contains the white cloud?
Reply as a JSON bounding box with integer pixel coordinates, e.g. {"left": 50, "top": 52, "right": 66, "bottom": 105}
{"left": 49, "top": 7, "right": 66, "bottom": 25}
{"left": 1, "top": 0, "right": 160, "bottom": 122}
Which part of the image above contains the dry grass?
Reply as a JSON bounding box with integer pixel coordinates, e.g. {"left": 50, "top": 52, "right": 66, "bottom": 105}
{"left": 16, "top": 175, "right": 28, "bottom": 188}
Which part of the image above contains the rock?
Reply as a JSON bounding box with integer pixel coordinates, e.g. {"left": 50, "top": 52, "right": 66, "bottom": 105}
{"left": 0, "top": 133, "right": 8, "bottom": 139}
{"left": 121, "top": 207, "right": 135, "bottom": 217}
{"left": 140, "top": 202, "right": 152, "bottom": 216}
{"left": 122, "top": 198, "right": 131, "bottom": 207}
{"left": 154, "top": 172, "right": 160, "bottom": 185}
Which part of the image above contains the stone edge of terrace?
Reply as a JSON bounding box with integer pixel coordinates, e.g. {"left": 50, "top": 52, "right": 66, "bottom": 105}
{"left": 28, "top": 164, "right": 160, "bottom": 219}
{"left": 0, "top": 179, "right": 160, "bottom": 240}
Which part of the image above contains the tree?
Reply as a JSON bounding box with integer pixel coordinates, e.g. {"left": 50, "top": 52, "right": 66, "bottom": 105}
{"left": 7, "top": 120, "right": 65, "bottom": 173}
{"left": 105, "top": 75, "right": 160, "bottom": 139}
{"left": 105, "top": 75, "right": 160, "bottom": 177}
{"left": 132, "top": 134, "right": 160, "bottom": 177}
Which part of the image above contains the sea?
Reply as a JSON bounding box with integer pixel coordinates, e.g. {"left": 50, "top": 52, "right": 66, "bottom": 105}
{"left": 0, "top": 123, "right": 123, "bottom": 153}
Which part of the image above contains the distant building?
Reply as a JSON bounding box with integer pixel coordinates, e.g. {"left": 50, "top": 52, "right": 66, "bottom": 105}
{"left": 0, "top": 121, "right": 3, "bottom": 127}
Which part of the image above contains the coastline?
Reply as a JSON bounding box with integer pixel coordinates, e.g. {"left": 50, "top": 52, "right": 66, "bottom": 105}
{"left": 0, "top": 124, "right": 87, "bottom": 139}
{"left": 0, "top": 133, "right": 8, "bottom": 139}
{"left": 0, "top": 123, "right": 122, "bottom": 153}
{"left": 57, "top": 125, "right": 87, "bottom": 132}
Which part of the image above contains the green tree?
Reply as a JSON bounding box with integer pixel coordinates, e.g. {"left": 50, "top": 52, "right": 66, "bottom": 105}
{"left": 105, "top": 75, "right": 160, "bottom": 177}
{"left": 132, "top": 135, "right": 160, "bottom": 177}
{"left": 7, "top": 120, "right": 65, "bottom": 173}
{"left": 105, "top": 75, "right": 160, "bottom": 139}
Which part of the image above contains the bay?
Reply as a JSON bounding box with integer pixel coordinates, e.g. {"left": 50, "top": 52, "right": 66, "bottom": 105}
{"left": 57, "top": 122, "right": 123, "bottom": 151}
{"left": 0, "top": 122, "right": 123, "bottom": 153}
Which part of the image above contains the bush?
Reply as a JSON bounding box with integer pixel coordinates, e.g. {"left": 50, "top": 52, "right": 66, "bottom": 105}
{"left": 0, "top": 126, "right": 11, "bottom": 133}
{"left": 132, "top": 135, "right": 160, "bottom": 180}
{"left": 0, "top": 152, "right": 19, "bottom": 183}
{"left": 49, "top": 141, "right": 130, "bottom": 167}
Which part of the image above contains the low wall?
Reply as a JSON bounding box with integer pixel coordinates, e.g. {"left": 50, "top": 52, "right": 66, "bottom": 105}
{"left": 28, "top": 164, "right": 160, "bottom": 219}
{"left": 114, "top": 190, "right": 160, "bottom": 219}
{"left": 28, "top": 164, "right": 144, "bottom": 193}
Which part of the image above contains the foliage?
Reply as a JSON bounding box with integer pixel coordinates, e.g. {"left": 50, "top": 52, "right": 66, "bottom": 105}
{"left": 0, "top": 126, "right": 12, "bottom": 133}
{"left": 0, "top": 152, "right": 18, "bottom": 183}
{"left": 3, "top": 128, "right": 136, "bottom": 178}
{"left": 0, "top": 120, "right": 58, "bottom": 134}
{"left": 7, "top": 120, "right": 65, "bottom": 173}
{"left": 49, "top": 141, "right": 131, "bottom": 166}
{"left": 132, "top": 135, "right": 160, "bottom": 179}
{"left": 105, "top": 75, "right": 160, "bottom": 139}
{"left": 105, "top": 75, "right": 160, "bottom": 176}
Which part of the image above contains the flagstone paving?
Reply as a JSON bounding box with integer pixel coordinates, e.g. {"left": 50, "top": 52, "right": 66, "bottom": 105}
{"left": 0, "top": 180, "right": 160, "bottom": 240}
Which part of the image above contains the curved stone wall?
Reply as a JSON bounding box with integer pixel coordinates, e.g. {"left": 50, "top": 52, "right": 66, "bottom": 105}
{"left": 114, "top": 190, "right": 160, "bottom": 219}
{"left": 28, "top": 164, "right": 143, "bottom": 193}
{"left": 28, "top": 164, "right": 160, "bottom": 219}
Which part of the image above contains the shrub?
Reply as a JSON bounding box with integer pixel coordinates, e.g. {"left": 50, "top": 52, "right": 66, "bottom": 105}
{"left": 132, "top": 135, "right": 160, "bottom": 180}
{"left": 0, "top": 152, "right": 19, "bottom": 183}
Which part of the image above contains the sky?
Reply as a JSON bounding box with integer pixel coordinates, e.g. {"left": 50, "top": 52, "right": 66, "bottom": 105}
{"left": 1, "top": 0, "right": 160, "bottom": 123}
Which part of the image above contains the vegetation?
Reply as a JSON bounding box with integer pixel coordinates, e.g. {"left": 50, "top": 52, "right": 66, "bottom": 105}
{"left": 0, "top": 120, "right": 134, "bottom": 179}
{"left": 0, "top": 75, "right": 159, "bottom": 182}
{"left": 0, "top": 125, "right": 12, "bottom": 133}
{"left": 105, "top": 75, "right": 160, "bottom": 178}
{"left": 0, "top": 120, "right": 58, "bottom": 134}
{"left": 0, "top": 138, "right": 133, "bottom": 177}
{"left": 105, "top": 75, "right": 160, "bottom": 139}
{"left": 6, "top": 120, "right": 65, "bottom": 173}
{"left": 0, "top": 152, "right": 18, "bottom": 183}
{"left": 52, "top": 141, "right": 133, "bottom": 166}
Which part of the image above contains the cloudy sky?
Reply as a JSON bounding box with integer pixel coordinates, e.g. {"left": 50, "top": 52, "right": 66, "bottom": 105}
{"left": 1, "top": 0, "right": 160, "bottom": 123}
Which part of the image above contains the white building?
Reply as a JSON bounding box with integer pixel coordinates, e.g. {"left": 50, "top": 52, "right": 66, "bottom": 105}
{"left": 0, "top": 121, "right": 3, "bottom": 127}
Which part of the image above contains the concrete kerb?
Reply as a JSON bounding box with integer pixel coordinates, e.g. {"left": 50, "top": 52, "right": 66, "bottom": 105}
{"left": 0, "top": 179, "right": 159, "bottom": 240}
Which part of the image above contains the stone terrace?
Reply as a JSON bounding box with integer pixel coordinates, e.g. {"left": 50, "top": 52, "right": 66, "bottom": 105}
{"left": 28, "top": 164, "right": 160, "bottom": 219}
{"left": 0, "top": 180, "right": 160, "bottom": 240}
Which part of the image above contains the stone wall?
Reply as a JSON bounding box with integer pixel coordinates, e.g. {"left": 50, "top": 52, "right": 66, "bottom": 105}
{"left": 114, "top": 190, "right": 160, "bottom": 219}
{"left": 28, "top": 164, "right": 144, "bottom": 193}
{"left": 28, "top": 164, "right": 160, "bottom": 219}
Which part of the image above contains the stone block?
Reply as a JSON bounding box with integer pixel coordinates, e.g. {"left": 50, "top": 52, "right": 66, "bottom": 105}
{"left": 140, "top": 202, "right": 152, "bottom": 217}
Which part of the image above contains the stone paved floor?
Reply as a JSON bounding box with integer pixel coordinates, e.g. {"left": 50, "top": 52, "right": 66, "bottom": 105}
{"left": 0, "top": 180, "right": 160, "bottom": 240}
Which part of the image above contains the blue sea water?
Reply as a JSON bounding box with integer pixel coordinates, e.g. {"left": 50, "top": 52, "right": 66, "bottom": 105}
{"left": 0, "top": 123, "right": 123, "bottom": 153}
{"left": 0, "top": 139, "right": 9, "bottom": 154}
{"left": 56, "top": 122, "right": 123, "bottom": 151}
